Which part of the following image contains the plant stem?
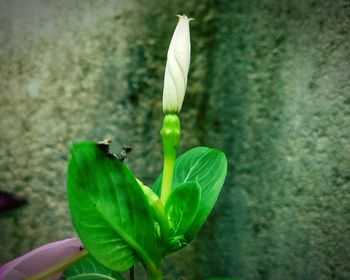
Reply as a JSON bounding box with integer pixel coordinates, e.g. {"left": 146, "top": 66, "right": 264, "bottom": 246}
{"left": 27, "top": 249, "right": 89, "bottom": 280}
{"left": 130, "top": 265, "right": 134, "bottom": 280}
{"left": 160, "top": 114, "right": 180, "bottom": 205}
{"left": 146, "top": 266, "right": 162, "bottom": 280}
{"left": 160, "top": 154, "right": 176, "bottom": 205}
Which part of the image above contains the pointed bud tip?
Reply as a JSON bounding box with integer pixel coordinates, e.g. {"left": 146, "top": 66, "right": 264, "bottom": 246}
{"left": 176, "top": 14, "right": 194, "bottom": 22}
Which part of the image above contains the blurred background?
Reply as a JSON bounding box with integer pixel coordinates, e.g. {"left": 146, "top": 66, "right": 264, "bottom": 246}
{"left": 0, "top": 0, "right": 349, "bottom": 279}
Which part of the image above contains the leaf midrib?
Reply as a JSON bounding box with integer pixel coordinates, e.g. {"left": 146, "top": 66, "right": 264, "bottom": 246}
{"left": 96, "top": 203, "right": 158, "bottom": 272}
{"left": 183, "top": 149, "right": 211, "bottom": 182}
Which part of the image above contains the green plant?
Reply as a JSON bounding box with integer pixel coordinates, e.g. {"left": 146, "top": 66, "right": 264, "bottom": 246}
{"left": 1, "top": 15, "right": 227, "bottom": 280}
{"left": 66, "top": 14, "right": 227, "bottom": 280}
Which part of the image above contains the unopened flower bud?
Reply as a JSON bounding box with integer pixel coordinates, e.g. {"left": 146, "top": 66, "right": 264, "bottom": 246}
{"left": 162, "top": 15, "right": 191, "bottom": 113}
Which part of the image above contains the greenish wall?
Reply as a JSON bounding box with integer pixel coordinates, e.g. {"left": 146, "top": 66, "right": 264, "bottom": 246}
{"left": 0, "top": 0, "right": 349, "bottom": 279}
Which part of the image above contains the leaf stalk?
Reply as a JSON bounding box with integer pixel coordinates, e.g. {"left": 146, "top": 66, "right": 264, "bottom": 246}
{"left": 146, "top": 266, "right": 162, "bottom": 280}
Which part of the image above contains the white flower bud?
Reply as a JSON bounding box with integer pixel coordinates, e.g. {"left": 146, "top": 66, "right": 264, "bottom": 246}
{"left": 162, "top": 15, "right": 191, "bottom": 113}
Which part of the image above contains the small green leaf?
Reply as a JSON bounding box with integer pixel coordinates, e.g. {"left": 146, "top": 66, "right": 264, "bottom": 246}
{"left": 61, "top": 256, "right": 125, "bottom": 280}
{"left": 165, "top": 181, "right": 201, "bottom": 238}
{"left": 67, "top": 142, "right": 159, "bottom": 272}
{"left": 153, "top": 147, "right": 227, "bottom": 241}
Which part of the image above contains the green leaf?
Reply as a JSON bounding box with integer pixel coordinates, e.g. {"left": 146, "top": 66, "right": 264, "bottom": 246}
{"left": 153, "top": 147, "right": 227, "bottom": 241}
{"left": 67, "top": 142, "right": 159, "bottom": 272}
{"left": 61, "top": 256, "right": 125, "bottom": 280}
{"left": 165, "top": 181, "right": 201, "bottom": 238}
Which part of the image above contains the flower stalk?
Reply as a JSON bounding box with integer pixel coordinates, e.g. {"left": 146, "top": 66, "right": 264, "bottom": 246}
{"left": 160, "top": 114, "right": 180, "bottom": 205}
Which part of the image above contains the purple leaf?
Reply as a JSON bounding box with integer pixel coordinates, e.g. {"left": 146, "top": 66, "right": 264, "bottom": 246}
{"left": 0, "top": 237, "right": 83, "bottom": 280}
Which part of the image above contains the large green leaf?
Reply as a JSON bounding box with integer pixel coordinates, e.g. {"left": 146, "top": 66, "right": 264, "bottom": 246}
{"left": 61, "top": 256, "right": 125, "bottom": 280}
{"left": 153, "top": 147, "right": 227, "bottom": 241}
{"left": 67, "top": 142, "right": 159, "bottom": 272}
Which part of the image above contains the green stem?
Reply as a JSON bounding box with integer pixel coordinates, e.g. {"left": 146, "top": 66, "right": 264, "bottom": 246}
{"left": 146, "top": 265, "right": 162, "bottom": 280}
{"left": 160, "top": 114, "right": 180, "bottom": 205}
{"left": 27, "top": 249, "right": 89, "bottom": 280}
{"left": 160, "top": 154, "right": 176, "bottom": 204}
{"left": 130, "top": 266, "right": 134, "bottom": 280}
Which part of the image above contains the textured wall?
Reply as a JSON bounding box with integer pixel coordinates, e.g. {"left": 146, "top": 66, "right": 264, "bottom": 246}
{"left": 0, "top": 0, "right": 349, "bottom": 279}
{"left": 203, "top": 1, "right": 350, "bottom": 279}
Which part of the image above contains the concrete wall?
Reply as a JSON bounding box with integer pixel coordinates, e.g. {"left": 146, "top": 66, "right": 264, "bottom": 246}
{"left": 0, "top": 0, "right": 349, "bottom": 279}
